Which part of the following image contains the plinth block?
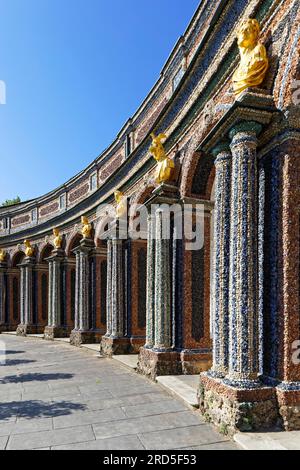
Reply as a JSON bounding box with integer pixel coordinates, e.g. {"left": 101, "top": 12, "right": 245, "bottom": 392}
{"left": 100, "top": 336, "right": 132, "bottom": 357}
{"left": 44, "top": 326, "right": 69, "bottom": 341}
{"left": 276, "top": 387, "right": 300, "bottom": 431}
{"left": 16, "top": 324, "right": 39, "bottom": 337}
{"left": 70, "top": 330, "right": 96, "bottom": 347}
{"left": 137, "top": 347, "right": 182, "bottom": 380}
{"left": 198, "top": 372, "right": 279, "bottom": 435}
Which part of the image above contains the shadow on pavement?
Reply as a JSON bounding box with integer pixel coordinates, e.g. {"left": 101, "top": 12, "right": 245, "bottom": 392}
{"left": 0, "top": 400, "right": 86, "bottom": 421}
{"left": 0, "top": 350, "right": 25, "bottom": 355}
{"left": 0, "top": 373, "right": 74, "bottom": 384}
{"left": 1, "top": 359, "right": 37, "bottom": 367}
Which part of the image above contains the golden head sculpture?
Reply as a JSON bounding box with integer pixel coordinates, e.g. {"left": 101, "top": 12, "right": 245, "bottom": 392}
{"left": 0, "top": 249, "right": 6, "bottom": 263}
{"left": 114, "top": 190, "right": 127, "bottom": 219}
{"left": 24, "top": 240, "right": 34, "bottom": 258}
{"left": 53, "top": 228, "right": 63, "bottom": 249}
{"left": 81, "top": 216, "right": 92, "bottom": 239}
{"left": 149, "top": 133, "right": 175, "bottom": 184}
{"left": 233, "top": 19, "right": 269, "bottom": 96}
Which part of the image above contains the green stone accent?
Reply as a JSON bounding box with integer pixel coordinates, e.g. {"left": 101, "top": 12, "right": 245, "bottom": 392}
{"left": 211, "top": 141, "right": 231, "bottom": 158}
{"left": 229, "top": 121, "right": 263, "bottom": 140}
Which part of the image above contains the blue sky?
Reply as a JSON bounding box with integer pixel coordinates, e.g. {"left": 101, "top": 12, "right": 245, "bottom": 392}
{"left": 0, "top": 0, "right": 200, "bottom": 203}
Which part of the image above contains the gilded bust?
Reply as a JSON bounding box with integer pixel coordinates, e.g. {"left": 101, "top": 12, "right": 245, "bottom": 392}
{"left": 149, "top": 133, "right": 175, "bottom": 184}
{"left": 233, "top": 19, "right": 269, "bottom": 96}
{"left": 53, "top": 228, "right": 63, "bottom": 249}
{"left": 115, "top": 191, "right": 127, "bottom": 219}
{"left": 24, "top": 240, "right": 34, "bottom": 257}
{"left": 81, "top": 216, "right": 92, "bottom": 239}
{"left": 0, "top": 249, "right": 6, "bottom": 262}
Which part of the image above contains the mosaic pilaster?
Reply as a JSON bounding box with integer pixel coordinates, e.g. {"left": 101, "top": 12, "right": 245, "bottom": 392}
{"left": 137, "top": 184, "right": 182, "bottom": 379}
{"left": 145, "top": 214, "right": 155, "bottom": 349}
{"left": 111, "top": 238, "right": 125, "bottom": 338}
{"left": 154, "top": 208, "right": 172, "bottom": 351}
{"left": 100, "top": 234, "right": 130, "bottom": 356}
{"left": 105, "top": 239, "right": 113, "bottom": 337}
{"left": 70, "top": 238, "right": 95, "bottom": 346}
{"left": 226, "top": 121, "right": 262, "bottom": 386}
{"left": 44, "top": 249, "right": 67, "bottom": 340}
{"left": 0, "top": 262, "right": 7, "bottom": 330}
{"left": 210, "top": 142, "right": 232, "bottom": 378}
{"left": 17, "top": 257, "right": 35, "bottom": 336}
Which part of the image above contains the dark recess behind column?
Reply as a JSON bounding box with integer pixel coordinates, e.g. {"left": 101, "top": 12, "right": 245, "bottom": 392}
{"left": 41, "top": 273, "right": 48, "bottom": 321}
{"left": 192, "top": 247, "right": 205, "bottom": 342}
{"left": 101, "top": 260, "right": 107, "bottom": 326}
{"left": 137, "top": 247, "right": 147, "bottom": 330}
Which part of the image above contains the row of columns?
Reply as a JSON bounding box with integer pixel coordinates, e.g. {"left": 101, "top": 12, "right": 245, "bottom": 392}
{"left": 0, "top": 185, "right": 210, "bottom": 377}
{"left": 0, "top": 119, "right": 265, "bottom": 385}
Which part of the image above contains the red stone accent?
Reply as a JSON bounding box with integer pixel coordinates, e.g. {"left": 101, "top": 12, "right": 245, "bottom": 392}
{"left": 11, "top": 215, "right": 30, "bottom": 227}
{"left": 200, "top": 373, "right": 276, "bottom": 402}
{"left": 69, "top": 182, "right": 89, "bottom": 203}
{"left": 40, "top": 202, "right": 59, "bottom": 217}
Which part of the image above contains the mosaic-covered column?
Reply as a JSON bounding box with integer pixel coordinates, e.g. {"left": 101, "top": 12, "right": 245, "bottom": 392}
{"left": 100, "top": 236, "right": 130, "bottom": 356}
{"left": 154, "top": 207, "right": 172, "bottom": 350}
{"left": 44, "top": 249, "right": 66, "bottom": 340}
{"left": 0, "top": 260, "right": 7, "bottom": 332}
{"left": 104, "top": 239, "right": 113, "bottom": 338}
{"left": 210, "top": 143, "right": 232, "bottom": 378}
{"left": 145, "top": 213, "right": 155, "bottom": 349}
{"left": 226, "top": 121, "right": 262, "bottom": 386}
{"left": 137, "top": 183, "right": 182, "bottom": 379}
{"left": 111, "top": 238, "right": 125, "bottom": 337}
{"left": 16, "top": 257, "right": 35, "bottom": 336}
{"left": 70, "top": 238, "right": 95, "bottom": 346}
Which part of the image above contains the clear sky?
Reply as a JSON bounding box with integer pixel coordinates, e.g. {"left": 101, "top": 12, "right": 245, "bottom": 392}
{"left": 0, "top": 0, "right": 200, "bottom": 203}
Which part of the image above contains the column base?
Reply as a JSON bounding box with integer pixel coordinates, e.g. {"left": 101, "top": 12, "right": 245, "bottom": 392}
{"left": 277, "top": 386, "right": 300, "bottom": 431}
{"left": 70, "top": 330, "right": 96, "bottom": 347}
{"left": 44, "top": 326, "right": 69, "bottom": 341}
{"left": 198, "top": 372, "right": 280, "bottom": 436}
{"left": 100, "top": 336, "right": 131, "bottom": 357}
{"left": 137, "top": 347, "right": 182, "bottom": 381}
{"left": 16, "top": 324, "right": 39, "bottom": 336}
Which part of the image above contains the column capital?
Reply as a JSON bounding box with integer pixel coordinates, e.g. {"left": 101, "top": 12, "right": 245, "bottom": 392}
{"left": 18, "top": 257, "right": 35, "bottom": 268}
{"left": 72, "top": 238, "right": 95, "bottom": 256}
{"left": 229, "top": 121, "right": 263, "bottom": 141}
{"left": 211, "top": 142, "right": 231, "bottom": 163}
{"left": 45, "top": 248, "right": 65, "bottom": 263}
{"left": 198, "top": 91, "right": 276, "bottom": 155}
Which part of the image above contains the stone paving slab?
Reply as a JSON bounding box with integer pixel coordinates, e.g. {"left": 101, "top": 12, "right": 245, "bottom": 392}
{"left": 0, "top": 436, "right": 9, "bottom": 450}
{"left": 0, "top": 417, "right": 53, "bottom": 437}
{"left": 53, "top": 407, "right": 127, "bottom": 429}
{"left": 0, "top": 335, "right": 237, "bottom": 450}
{"left": 234, "top": 432, "right": 300, "bottom": 450}
{"left": 139, "top": 425, "right": 230, "bottom": 450}
{"left": 7, "top": 424, "right": 95, "bottom": 450}
{"left": 92, "top": 411, "right": 203, "bottom": 440}
{"left": 53, "top": 435, "right": 145, "bottom": 450}
{"left": 122, "top": 399, "right": 187, "bottom": 418}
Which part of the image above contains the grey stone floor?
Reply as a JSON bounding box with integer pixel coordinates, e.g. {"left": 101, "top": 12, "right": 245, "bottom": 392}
{"left": 0, "top": 335, "right": 237, "bottom": 450}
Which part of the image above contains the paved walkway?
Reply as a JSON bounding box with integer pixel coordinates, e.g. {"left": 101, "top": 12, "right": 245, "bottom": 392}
{"left": 0, "top": 335, "right": 237, "bottom": 450}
